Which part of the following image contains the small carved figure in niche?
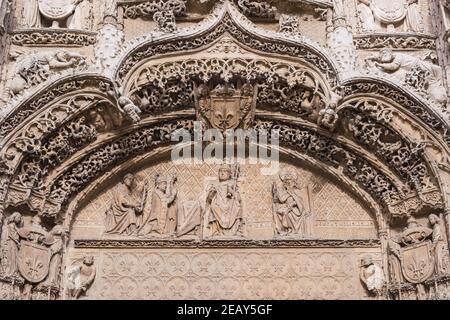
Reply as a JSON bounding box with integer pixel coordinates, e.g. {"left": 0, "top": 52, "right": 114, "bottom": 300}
{"left": 41, "top": 225, "right": 68, "bottom": 287}
{"left": 87, "top": 106, "right": 118, "bottom": 132}
{"left": 317, "top": 91, "right": 341, "bottom": 132}
{"left": 428, "top": 214, "right": 450, "bottom": 275}
{"left": 272, "top": 168, "right": 313, "bottom": 237}
{"left": 360, "top": 256, "right": 385, "bottom": 298}
{"left": 357, "top": 0, "right": 376, "bottom": 32}
{"left": 0, "top": 212, "right": 23, "bottom": 277}
{"left": 142, "top": 174, "right": 178, "bottom": 236}
{"left": 104, "top": 174, "right": 148, "bottom": 236}
{"left": 405, "top": 0, "right": 424, "bottom": 33}
{"left": 9, "top": 50, "right": 86, "bottom": 96}
{"left": 118, "top": 96, "right": 142, "bottom": 123}
{"left": 365, "top": 49, "right": 448, "bottom": 105}
{"left": 300, "top": 91, "right": 322, "bottom": 122}
{"left": 205, "top": 164, "right": 243, "bottom": 238}
{"left": 67, "top": 256, "right": 96, "bottom": 300}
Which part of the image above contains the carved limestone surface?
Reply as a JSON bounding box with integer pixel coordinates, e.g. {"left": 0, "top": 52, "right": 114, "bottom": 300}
{"left": 1, "top": 0, "right": 450, "bottom": 301}
{"left": 365, "top": 49, "right": 448, "bottom": 105}
{"left": 356, "top": 0, "right": 425, "bottom": 33}
{"left": 8, "top": 50, "right": 86, "bottom": 96}
{"left": 22, "top": 0, "right": 91, "bottom": 29}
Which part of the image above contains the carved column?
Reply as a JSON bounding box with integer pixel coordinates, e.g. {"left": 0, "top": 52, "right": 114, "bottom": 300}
{"left": 326, "top": 0, "right": 357, "bottom": 77}
{"left": 94, "top": 0, "right": 124, "bottom": 75}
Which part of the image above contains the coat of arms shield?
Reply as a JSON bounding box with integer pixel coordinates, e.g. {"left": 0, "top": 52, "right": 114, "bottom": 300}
{"left": 18, "top": 240, "right": 51, "bottom": 283}
{"left": 400, "top": 240, "right": 434, "bottom": 284}
{"left": 372, "top": 0, "right": 407, "bottom": 24}
{"left": 38, "top": 0, "right": 76, "bottom": 20}
{"left": 210, "top": 96, "right": 242, "bottom": 130}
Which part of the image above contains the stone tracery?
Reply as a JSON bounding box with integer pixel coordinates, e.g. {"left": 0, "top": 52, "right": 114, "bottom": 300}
{"left": 0, "top": 0, "right": 449, "bottom": 300}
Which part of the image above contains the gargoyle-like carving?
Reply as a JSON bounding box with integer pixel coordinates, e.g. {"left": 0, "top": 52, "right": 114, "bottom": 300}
{"left": 205, "top": 164, "right": 243, "bottom": 238}
{"left": 9, "top": 50, "right": 86, "bottom": 96}
{"left": 365, "top": 49, "right": 448, "bottom": 105}
{"left": 272, "top": 168, "right": 313, "bottom": 238}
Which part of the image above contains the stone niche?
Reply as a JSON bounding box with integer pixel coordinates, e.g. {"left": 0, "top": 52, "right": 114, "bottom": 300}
{"left": 67, "top": 156, "right": 381, "bottom": 300}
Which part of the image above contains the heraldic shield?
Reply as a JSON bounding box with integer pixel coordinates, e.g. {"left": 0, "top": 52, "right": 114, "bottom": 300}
{"left": 18, "top": 241, "right": 51, "bottom": 283}
{"left": 400, "top": 240, "right": 435, "bottom": 284}
{"left": 210, "top": 96, "right": 242, "bottom": 130}
{"left": 372, "top": 0, "right": 407, "bottom": 24}
{"left": 38, "top": 0, "right": 76, "bottom": 20}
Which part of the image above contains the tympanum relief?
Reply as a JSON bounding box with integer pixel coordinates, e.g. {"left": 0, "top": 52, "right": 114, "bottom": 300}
{"left": 74, "top": 160, "right": 376, "bottom": 241}
{"left": 1, "top": 0, "right": 450, "bottom": 301}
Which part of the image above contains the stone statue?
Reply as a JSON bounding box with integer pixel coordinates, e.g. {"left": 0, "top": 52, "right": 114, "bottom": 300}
{"left": 142, "top": 174, "right": 178, "bottom": 236}
{"left": 68, "top": 0, "right": 90, "bottom": 30}
{"left": 42, "top": 225, "right": 68, "bottom": 287}
{"left": 67, "top": 256, "right": 96, "bottom": 300}
{"left": 22, "top": 0, "right": 41, "bottom": 28}
{"left": 9, "top": 50, "right": 86, "bottom": 96}
{"left": 365, "top": 49, "right": 448, "bottom": 105}
{"left": 357, "top": 0, "right": 376, "bottom": 32}
{"left": 118, "top": 96, "right": 142, "bottom": 123}
{"left": 405, "top": 0, "right": 425, "bottom": 33}
{"left": 272, "top": 168, "right": 313, "bottom": 237}
{"left": 205, "top": 164, "right": 243, "bottom": 238}
{"left": 360, "top": 256, "right": 385, "bottom": 298}
{"left": 0, "top": 212, "right": 23, "bottom": 277}
{"left": 428, "top": 214, "right": 449, "bottom": 275}
{"left": 387, "top": 238, "right": 403, "bottom": 284}
{"left": 104, "top": 174, "right": 149, "bottom": 235}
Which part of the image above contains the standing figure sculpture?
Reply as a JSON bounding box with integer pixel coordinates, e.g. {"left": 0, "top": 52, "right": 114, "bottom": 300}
{"left": 68, "top": 0, "right": 90, "bottom": 30}
{"left": 142, "top": 174, "right": 178, "bottom": 236}
{"left": 22, "top": 0, "right": 41, "bottom": 28}
{"left": 405, "top": 0, "right": 425, "bottom": 33}
{"left": 272, "top": 169, "right": 313, "bottom": 237}
{"left": 42, "top": 225, "right": 67, "bottom": 287}
{"left": 104, "top": 174, "right": 148, "bottom": 235}
{"left": 0, "top": 212, "right": 23, "bottom": 277}
{"left": 67, "top": 256, "right": 96, "bottom": 300}
{"left": 205, "top": 164, "right": 243, "bottom": 238}
{"left": 428, "top": 214, "right": 449, "bottom": 275}
{"left": 357, "top": 0, "right": 376, "bottom": 32}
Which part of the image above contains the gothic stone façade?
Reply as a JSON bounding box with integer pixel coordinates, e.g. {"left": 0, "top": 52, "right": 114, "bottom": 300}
{"left": 1, "top": 0, "right": 450, "bottom": 300}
